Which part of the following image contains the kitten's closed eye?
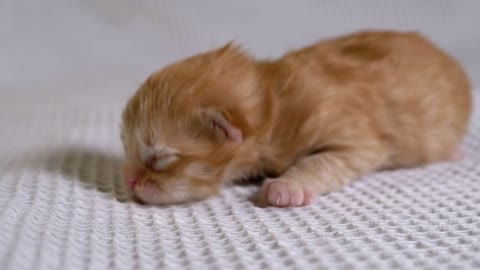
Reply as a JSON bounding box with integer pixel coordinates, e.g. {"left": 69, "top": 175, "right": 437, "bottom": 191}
{"left": 149, "top": 154, "right": 178, "bottom": 171}
{"left": 138, "top": 140, "right": 179, "bottom": 171}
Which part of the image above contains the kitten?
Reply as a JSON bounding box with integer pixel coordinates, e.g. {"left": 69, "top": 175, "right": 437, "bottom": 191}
{"left": 120, "top": 30, "right": 472, "bottom": 207}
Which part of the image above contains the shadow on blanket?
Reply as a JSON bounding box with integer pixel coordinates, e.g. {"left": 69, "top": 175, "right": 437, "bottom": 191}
{"left": 34, "top": 146, "right": 134, "bottom": 203}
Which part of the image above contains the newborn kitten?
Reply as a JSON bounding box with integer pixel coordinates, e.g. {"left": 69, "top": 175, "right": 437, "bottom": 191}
{"left": 120, "top": 30, "right": 472, "bottom": 207}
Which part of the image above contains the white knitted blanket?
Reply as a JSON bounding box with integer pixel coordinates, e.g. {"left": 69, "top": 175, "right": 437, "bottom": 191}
{"left": 1, "top": 1, "right": 480, "bottom": 269}
{"left": 1, "top": 90, "right": 477, "bottom": 270}
{"left": 0, "top": 92, "right": 479, "bottom": 270}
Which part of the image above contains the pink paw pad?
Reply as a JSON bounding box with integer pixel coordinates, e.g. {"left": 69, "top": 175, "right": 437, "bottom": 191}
{"left": 260, "top": 180, "right": 314, "bottom": 207}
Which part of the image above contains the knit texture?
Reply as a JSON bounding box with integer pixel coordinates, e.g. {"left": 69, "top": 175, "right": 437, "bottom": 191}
{"left": 0, "top": 90, "right": 479, "bottom": 270}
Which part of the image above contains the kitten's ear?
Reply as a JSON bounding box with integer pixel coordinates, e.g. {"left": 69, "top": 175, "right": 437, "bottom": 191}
{"left": 202, "top": 108, "right": 243, "bottom": 144}
{"left": 215, "top": 40, "right": 234, "bottom": 51}
{"left": 214, "top": 41, "right": 243, "bottom": 58}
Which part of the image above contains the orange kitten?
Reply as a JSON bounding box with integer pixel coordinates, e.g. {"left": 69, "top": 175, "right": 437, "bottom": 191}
{"left": 120, "top": 30, "right": 472, "bottom": 207}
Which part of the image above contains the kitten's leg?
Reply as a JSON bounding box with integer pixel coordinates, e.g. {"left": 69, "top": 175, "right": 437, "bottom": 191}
{"left": 258, "top": 144, "right": 387, "bottom": 207}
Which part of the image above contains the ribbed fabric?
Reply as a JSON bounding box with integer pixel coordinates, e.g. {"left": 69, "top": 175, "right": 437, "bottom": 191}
{"left": 0, "top": 90, "right": 479, "bottom": 269}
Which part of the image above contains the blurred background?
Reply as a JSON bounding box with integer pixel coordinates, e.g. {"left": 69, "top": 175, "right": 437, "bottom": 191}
{"left": 1, "top": 0, "right": 479, "bottom": 110}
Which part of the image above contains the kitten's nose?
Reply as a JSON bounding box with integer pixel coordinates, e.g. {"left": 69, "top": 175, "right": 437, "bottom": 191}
{"left": 123, "top": 163, "right": 146, "bottom": 191}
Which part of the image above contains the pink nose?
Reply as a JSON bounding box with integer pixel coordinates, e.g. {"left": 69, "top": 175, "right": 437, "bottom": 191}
{"left": 125, "top": 176, "right": 137, "bottom": 190}
{"left": 123, "top": 164, "right": 146, "bottom": 191}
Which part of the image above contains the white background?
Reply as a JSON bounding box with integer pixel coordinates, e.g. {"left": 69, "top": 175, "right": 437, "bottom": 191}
{"left": 1, "top": 0, "right": 479, "bottom": 108}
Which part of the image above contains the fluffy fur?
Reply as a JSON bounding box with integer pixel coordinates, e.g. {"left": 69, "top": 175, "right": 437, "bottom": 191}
{"left": 120, "top": 30, "right": 472, "bottom": 207}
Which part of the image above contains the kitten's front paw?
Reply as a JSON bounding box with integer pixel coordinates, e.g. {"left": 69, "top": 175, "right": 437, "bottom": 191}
{"left": 258, "top": 179, "right": 314, "bottom": 207}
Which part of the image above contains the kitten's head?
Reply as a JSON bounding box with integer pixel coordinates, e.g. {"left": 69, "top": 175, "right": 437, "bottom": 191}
{"left": 120, "top": 43, "right": 264, "bottom": 205}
